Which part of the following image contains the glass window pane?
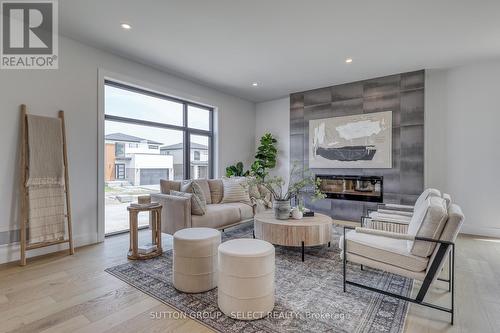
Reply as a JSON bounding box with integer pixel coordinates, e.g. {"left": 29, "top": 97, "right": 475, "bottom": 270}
{"left": 115, "top": 142, "right": 125, "bottom": 157}
{"left": 188, "top": 105, "right": 210, "bottom": 130}
{"left": 190, "top": 134, "right": 210, "bottom": 179}
{"left": 104, "top": 120, "right": 183, "bottom": 234}
{"left": 105, "top": 84, "right": 183, "bottom": 126}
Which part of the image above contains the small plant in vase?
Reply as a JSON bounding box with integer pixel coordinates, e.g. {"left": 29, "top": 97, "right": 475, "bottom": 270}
{"left": 248, "top": 165, "right": 325, "bottom": 220}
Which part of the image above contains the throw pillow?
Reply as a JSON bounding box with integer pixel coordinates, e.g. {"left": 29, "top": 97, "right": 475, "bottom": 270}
{"left": 207, "top": 179, "right": 223, "bottom": 204}
{"left": 191, "top": 181, "right": 207, "bottom": 215}
{"left": 196, "top": 179, "right": 212, "bottom": 204}
{"left": 180, "top": 181, "right": 207, "bottom": 215}
{"left": 258, "top": 184, "right": 273, "bottom": 208}
{"left": 221, "top": 177, "right": 251, "bottom": 204}
{"left": 248, "top": 182, "right": 261, "bottom": 200}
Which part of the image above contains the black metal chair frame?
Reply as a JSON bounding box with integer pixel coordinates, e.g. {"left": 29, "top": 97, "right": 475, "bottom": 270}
{"left": 342, "top": 220, "right": 455, "bottom": 325}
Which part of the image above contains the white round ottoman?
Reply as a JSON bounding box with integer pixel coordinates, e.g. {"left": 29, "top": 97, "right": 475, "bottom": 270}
{"left": 173, "top": 227, "right": 221, "bottom": 293}
{"left": 217, "top": 238, "right": 275, "bottom": 320}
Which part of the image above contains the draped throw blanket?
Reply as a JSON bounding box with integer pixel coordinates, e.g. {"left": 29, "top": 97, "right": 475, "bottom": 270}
{"left": 26, "top": 115, "right": 64, "bottom": 186}
{"left": 26, "top": 115, "right": 66, "bottom": 243}
{"left": 28, "top": 185, "right": 66, "bottom": 243}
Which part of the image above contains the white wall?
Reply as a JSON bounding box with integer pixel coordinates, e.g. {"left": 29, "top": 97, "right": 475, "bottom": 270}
{"left": 256, "top": 61, "right": 500, "bottom": 237}
{"left": 132, "top": 154, "right": 173, "bottom": 169}
{"left": 255, "top": 97, "right": 290, "bottom": 182}
{"left": 0, "top": 36, "right": 255, "bottom": 263}
{"left": 425, "top": 60, "right": 500, "bottom": 237}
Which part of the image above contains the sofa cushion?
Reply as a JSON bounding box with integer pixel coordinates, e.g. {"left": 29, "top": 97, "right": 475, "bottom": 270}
{"left": 207, "top": 179, "right": 223, "bottom": 204}
{"left": 439, "top": 204, "right": 464, "bottom": 243}
{"left": 223, "top": 202, "right": 254, "bottom": 221}
{"left": 407, "top": 196, "right": 448, "bottom": 257}
{"left": 221, "top": 177, "right": 251, "bottom": 204}
{"left": 442, "top": 193, "right": 452, "bottom": 208}
{"left": 191, "top": 204, "right": 242, "bottom": 229}
{"left": 414, "top": 188, "right": 441, "bottom": 210}
{"left": 342, "top": 230, "right": 429, "bottom": 272}
{"left": 160, "top": 179, "right": 181, "bottom": 194}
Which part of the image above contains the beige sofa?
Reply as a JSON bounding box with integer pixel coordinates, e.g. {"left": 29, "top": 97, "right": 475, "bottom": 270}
{"left": 151, "top": 179, "right": 256, "bottom": 235}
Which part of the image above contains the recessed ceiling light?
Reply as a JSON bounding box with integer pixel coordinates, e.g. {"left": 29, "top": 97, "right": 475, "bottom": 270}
{"left": 121, "top": 23, "right": 132, "bottom": 30}
{"left": 345, "top": 58, "right": 353, "bottom": 64}
{"left": 252, "top": 82, "right": 259, "bottom": 87}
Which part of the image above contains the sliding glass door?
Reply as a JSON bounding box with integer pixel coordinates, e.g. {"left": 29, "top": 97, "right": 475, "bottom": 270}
{"left": 104, "top": 81, "right": 213, "bottom": 234}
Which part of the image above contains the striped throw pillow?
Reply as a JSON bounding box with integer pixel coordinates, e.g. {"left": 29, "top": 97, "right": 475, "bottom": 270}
{"left": 221, "top": 177, "right": 251, "bottom": 204}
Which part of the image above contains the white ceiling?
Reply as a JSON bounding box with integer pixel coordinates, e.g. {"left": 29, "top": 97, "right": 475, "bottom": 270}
{"left": 60, "top": 0, "right": 500, "bottom": 102}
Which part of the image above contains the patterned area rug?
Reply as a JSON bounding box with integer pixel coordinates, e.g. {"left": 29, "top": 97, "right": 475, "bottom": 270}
{"left": 106, "top": 223, "right": 411, "bottom": 333}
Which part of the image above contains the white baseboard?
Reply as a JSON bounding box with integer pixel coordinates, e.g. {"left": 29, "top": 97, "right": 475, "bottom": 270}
{"left": 461, "top": 225, "right": 500, "bottom": 238}
{"left": 0, "top": 232, "right": 99, "bottom": 265}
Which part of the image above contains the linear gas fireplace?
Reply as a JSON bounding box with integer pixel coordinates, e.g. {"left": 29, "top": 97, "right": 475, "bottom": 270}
{"left": 317, "top": 175, "right": 383, "bottom": 203}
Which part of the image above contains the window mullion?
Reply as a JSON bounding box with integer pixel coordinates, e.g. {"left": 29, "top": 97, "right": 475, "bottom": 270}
{"left": 183, "top": 103, "right": 190, "bottom": 179}
{"left": 105, "top": 81, "right": 213, "bottom": 182}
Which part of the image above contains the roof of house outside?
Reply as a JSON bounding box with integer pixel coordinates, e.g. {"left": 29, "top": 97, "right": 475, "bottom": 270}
{"left": 105, "top": 133, "right": 163, "bottom": 145}
{"left": 161, "top": 142, "right": 208, "bottom": 150}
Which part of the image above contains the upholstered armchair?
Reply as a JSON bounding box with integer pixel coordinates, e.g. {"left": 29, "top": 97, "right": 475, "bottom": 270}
{"left": 364, "top": 188, "right": 445, "bottom": 233}
{"left": 341, "top": 196, "right": 464, "bottom": 324}
{"left": 376, "top": 188, "right": 441, "bottom": 214}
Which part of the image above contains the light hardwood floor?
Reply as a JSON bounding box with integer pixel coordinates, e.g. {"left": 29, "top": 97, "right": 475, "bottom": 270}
{"left": 0, "top": 231, "right": 499, "bottom": 333}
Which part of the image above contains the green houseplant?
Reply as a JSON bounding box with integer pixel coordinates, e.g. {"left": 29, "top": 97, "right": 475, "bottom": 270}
{"left": 253, "top": 133, "right": 278, "bottom": 180}
{"left": 225, "top": 133, "right": 278, "bottom": 179}
{"left": 225, "top": 161, "right": 249, "bottom": 177}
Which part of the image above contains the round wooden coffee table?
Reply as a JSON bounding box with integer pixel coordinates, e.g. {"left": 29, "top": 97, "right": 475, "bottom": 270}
{"left": 253, "top": 210, "right": 332, "bottom": 261}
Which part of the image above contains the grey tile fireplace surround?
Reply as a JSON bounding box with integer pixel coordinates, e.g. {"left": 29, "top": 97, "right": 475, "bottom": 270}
{"left": 291, "top": 70, "right": 424, "bottom": 221}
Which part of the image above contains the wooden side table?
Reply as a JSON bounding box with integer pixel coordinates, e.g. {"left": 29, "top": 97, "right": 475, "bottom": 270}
{"left": 127, "top": 203, "right": 163, "bottom": 260}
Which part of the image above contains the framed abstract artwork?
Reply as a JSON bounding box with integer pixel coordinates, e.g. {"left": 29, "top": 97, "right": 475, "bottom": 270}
{"left": 309, "top": 111, "right": 392, "bottom": 168}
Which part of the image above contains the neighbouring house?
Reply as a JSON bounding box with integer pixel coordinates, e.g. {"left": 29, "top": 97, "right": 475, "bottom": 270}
{"left": 105, "top": 133, "right": 173, "bottom": 185}
{"left": 160, "top": 142, "right": 209, "bottom": 180}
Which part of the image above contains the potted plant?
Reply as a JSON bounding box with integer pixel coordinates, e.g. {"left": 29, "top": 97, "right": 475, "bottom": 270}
{"left": 225, "top": 161, "right": 249, "bottom": 177}
{"left": 225, "top": 133, "right": 278, "bottom": 180}
{"left": 252, "top": 133, "right": 278, "bottom": 180}
{"left": 248, "top": 165, "right": 325, "bottom": 220}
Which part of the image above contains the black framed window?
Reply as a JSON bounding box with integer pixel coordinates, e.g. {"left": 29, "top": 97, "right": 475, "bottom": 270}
{"left": 104, "top": 80, "right": 214, "bottom": 180}
{"left": 115, "top": 142, "right": 125, "bottom": 157}
{"left": 115, "top": 164, "right": 125, "bottom": 179}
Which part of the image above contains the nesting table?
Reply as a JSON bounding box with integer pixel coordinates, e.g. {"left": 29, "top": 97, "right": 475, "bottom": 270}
{"left": 253, "top": 211, "right": 333, "bottom": 261}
